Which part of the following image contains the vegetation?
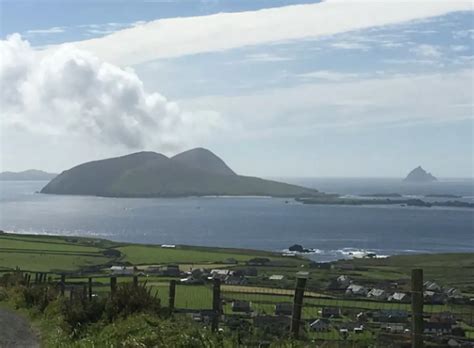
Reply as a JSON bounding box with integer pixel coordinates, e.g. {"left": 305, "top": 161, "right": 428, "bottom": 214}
{"left": 41, "top": 148, "right": 320, "bottom": 198}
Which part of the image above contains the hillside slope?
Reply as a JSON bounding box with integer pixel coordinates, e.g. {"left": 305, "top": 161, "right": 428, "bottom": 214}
{"left": 41, "top": 148, "right": 319, "bottom": 198}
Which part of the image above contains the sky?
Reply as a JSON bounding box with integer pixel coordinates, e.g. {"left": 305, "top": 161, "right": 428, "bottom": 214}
{"left": 0, "top": 0, "right": 473, "bottom": 178}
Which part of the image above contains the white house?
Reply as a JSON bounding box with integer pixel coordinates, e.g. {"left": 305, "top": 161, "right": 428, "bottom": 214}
{"left": 346, "top": 284, "right": 368, "bottom": 296}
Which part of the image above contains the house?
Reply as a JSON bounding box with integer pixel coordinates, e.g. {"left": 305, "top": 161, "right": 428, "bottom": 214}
{"left": 337, "top": 275, "right": 351, "bottom": 287}
{"left": 388, "top": 292, "right": 409, "bottom": 303}
{"left": 446, "top": 288, "right": 463, "bottom": 301}
{"left": 224, "top": 275, "right": 248, "bottom": 285}
{"left": 209, "top": 269, "right": 233, "bottom": 280}
{"left": 275, "top": 302, "right": 293, "bottom": 316}
{"left": 367, "top": 288, "right": 387, "bottom": 300}
{"left": 310, "top": 319, "right": 331, "bottom": 332}
{"left": 430, "top": 312, "right": 456, "bottom": 325}
{"left": 346, "top": 284, "right": 368, "bottom": 296}
{"left": 322, "top": 307, "right": 341, "bottom": 318}
{"left": 381, "top": 323, "right": 407, "bottom": 334}
{"left": 424, "top": 322, "right": 452, "bottom": 335}
{"left": 373, "top": 310, "right": 408, "bottom": 323}
{"left": 180, "top": 276, "right": 203, "bottom": 285}
{"left": 269, "top": 274, "right": 284, "bottom": 281}
{"left": 232, "top": 300, "right": 251, "bottom": 313}
{"left": 356, "top": 312, "right": 368, "bottom": 322}
{"left": 161, "top": 244, "right": 176, "bottom": 248}
{"left": 163, "top": 265, "right": 180, "bottom": 277}
{"left": 424, "top": 290, "right": 446, "bottom": 304}
{"left": 424, "top": 281, "right": 441, "bottom": 292}
{"left": 340, "top": 322, "right": 364, "bottom": 333}
{"left": 110, "top": 266, "right": 134, "bottom": 275}
{"left": 296, "top": 271, "right": 309, "bottom": 278}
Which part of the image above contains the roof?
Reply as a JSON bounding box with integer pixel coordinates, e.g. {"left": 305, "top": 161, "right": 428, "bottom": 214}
{"left": 269, "top": 275, "right": 284, "bottom": 280}
{"left": 368, "top": 288, "right": 385, "bottom": 296}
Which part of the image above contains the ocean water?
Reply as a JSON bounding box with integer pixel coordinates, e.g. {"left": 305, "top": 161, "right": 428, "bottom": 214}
{"left": 0, "top": 179, "right": 473, "bottom": 261}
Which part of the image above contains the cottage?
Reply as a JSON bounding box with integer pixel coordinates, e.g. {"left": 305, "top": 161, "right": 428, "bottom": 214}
{"left": 388, "top": 292, "right": 409, "bottom": 303}
{"left": 224, "top": 275, "right": 248, "bottom": 285}
{"left": 269, "top": 274, "right": 284, "bottom": 281}
{"left": 367, "top": 288, "right": 387, "bottom": 300}
{"left": 356, "top": 312, "right": 368, "bottom": 322}
{"left": 163, "top": 265, "right": 180, "bottom": 277}
{"left": 275, "top": 302, "right": 293, "bottom": 316}
{"left": 446, "top": 288, "right": 463, "bottom": 301}
{"left": 110, "top": 266, "right": 134, "bottom": 275}
{"left": 209, "top": 269, "right": 233, "bottom": 280}
{"left": 430, "top": 312, "right": 456, "bottom": 325}
{"left": 424, "top": 321, "right": 452, "bottom": 335}
{"left": 424, "top": 290, "right": 446, "bottom": 304}
{"left": 424, "top": 281, "right": 441, "bottom": 292}
{"left": 373, "top": 310, "right": 408, "bottom": 323}
{"left": 322, "top": 307, "right": 341, "bottom": 319}
{"left": 180, "top": 276, "right": 203, "bottom": 285}
{"left": 310, "top": 319, "right": 331, "bottom": 332}
{"left": 346, "top": 284, "right": 368, "bottom": 296}
{"left": 337, "top": 275, "right": 351, "bottom": 287}
{"left": 231, "top": 300, "right": 251, "bottom": 313}
{"left": 381, "top": 323, "right": 407, "bottom": 334}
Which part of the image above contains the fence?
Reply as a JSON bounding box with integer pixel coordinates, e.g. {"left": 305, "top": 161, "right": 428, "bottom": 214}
{"left": 2, "top": 269, "right": 473, "bottom": 346}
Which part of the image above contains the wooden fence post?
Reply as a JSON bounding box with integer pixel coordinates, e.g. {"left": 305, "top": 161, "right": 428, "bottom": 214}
{"left": 412, "top": 269, "right": 424, "bottom": 348}
{"left": 291, "top": 277, "right": 307, "bottom": 339}
{"left": 133, "top": 275, "right": 138, "bottom": 287}
{"left": 168, "top": 280, "right": 176, "bottom": 311}
{"left": 211, "top": 278, "right": 221, "bottom": 332}
{"left": 110, "top": 277, "right": 117, "bottom": 296}
{"left": 88, "top": 277, "right": 93, "bottom": 301}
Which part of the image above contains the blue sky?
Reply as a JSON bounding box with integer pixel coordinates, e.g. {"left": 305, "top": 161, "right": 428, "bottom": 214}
{"left": 1, "top": 0, "right": 473, "bottom": 177}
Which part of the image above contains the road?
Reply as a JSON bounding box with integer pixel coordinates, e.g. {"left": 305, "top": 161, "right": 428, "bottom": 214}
{"left": 0, "top": 308, "right": 39, "bottom": 348}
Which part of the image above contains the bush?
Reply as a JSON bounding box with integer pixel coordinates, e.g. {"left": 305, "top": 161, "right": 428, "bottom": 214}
{"left": 104, "top": 282, "right": 161, "bottom": 321}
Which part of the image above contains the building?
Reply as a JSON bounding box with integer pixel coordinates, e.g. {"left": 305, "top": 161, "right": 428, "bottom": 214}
{"left": 231, "top": 300, "right": 251, "bottom": 313}
{"left": 224, "top": 275, "right": 248, "bottom": 285}
{"left": 381, "top": 323, "right": 407, "bottom": 334}
{"left": 424, "top": 290, "right": 446, "bottom": 304}
{"left": 373, "top": 310, "right": 408, "bottom": 323}
{"left": 163, "top": 265, "right": 180, "bottom": 277}
{"left": 367, "top": 288, "right": 387, "bottom": 300}
{"left": 424, "top": 322, "right": 452, "bottom": 335}
{"left": 337, "top": 275, "right": 351, "bottom": 287}
{"left": 269, "top": 274, "right": 284, "bottom": 281}
{"left": 346, "top": 284, "right": 368, "bottom": 296}
{"left": 430, "top": 312, "right": 457, "bottom": 325}
{"left": 310, "top": 319, "right": 331, "bottom": 332}
{"left": 388, "top": 292, "right": 409, "bottom": 303}
{"left": 424, "top": 281, "right": 442, "bottom": 292}
{"left": 275, "top": 302, "right": 293, "bottom": 316}
{"left": 209, "top": 269, "right": 233, "bottom": 280}
{"left": 110, "top": 266, "right": 134, "bottom": 275}
{"left": 180, "top": 276, "right": 203, "bottom": 285}
{"left": 322, "top": 307, "right": 341, "bottom": 319}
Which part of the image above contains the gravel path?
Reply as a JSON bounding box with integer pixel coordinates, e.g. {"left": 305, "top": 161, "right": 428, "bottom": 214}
{"left": 0, "top": 308, "right": 39, "bottom": 348}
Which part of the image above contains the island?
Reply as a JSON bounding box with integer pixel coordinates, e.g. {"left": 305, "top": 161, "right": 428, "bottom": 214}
{"left": 403, "top": 166, "right": 437, "bottom": 182}
{"left": 0, "top": 169, "right": 57, "bottom": 181}
{"left": 40, "top": 148, "right": 321, "bottom": 198}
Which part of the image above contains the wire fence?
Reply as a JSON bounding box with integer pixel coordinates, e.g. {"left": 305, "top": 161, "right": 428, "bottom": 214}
{"left": 2, "top": 269, "right": 473, "bottom": 346}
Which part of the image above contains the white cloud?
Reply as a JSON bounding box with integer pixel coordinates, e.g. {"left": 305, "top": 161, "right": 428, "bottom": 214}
{"left": 26, "top": 27, "right": 65, "bottom": 35}
{"left": 451, "top": 44, "right": 469, "bottom": 52}
{"left": 57, "top": 1, "right": 471, "bottom": 66}
{"left": 0, "top": 34, "right": 221, "bottom": 151}
{"left": 411, "top": 44, "right": 443, "bottom": 58}
{"left": 330, "top": 41, "right": 370, "bottom": 51}
{"left": 297, "top": 70, "right": 360, "bottom": 82}
{"left": 180, "top": 69, "right": 473, "bottom": 138}
{"left": 241, "top": 53, "right": 291, "bottom": 63}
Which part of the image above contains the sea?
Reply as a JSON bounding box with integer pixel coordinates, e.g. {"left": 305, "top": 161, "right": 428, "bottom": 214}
{"left": 0, "top": 178, "right": 473, "bottom": 262}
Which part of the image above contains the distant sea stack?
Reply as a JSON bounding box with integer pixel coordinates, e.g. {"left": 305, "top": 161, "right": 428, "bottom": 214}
{"left": 0, "top": 169, "right": 57, "bottom": 181}
{"left": 41, "top": 148, "right": 320, "bottom": 198}
{"left": 404, "top": 166, "right": 437, "bottom": 182}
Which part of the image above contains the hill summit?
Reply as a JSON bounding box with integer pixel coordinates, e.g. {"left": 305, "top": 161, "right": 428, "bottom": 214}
{"left": 404, "top": 166, "right": 437, "bottom": 182}
{"left": 41, "top": 148, "right": 319, "bottom": 198}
